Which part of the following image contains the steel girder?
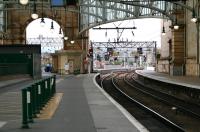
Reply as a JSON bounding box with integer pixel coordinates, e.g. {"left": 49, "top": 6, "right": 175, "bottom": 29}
{"left": 79, "top": 0, "right": 192, "bottom": 33}
{"left": 0, "top": 0, "right": 194, "bottom": 35}
{"left": 91, "top": 41, "right": 156, "bottom": 48}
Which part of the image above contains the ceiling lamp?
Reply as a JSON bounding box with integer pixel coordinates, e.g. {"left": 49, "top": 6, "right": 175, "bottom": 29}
{"left": 40, "top": 0, "right": 45, "bottom": 27}
{"left": 162, "top": 19, "right": 166, "bottom": 36}
{"left": 162, "top": 26, "right": 166, "bottom": 36}
{"left": 191, "top": 0, "right": 198, "bottom": 23}
{"left": 64, "top": 36, "right": 68, "bottom": 40}
{"left": 174, "top": 25, "right": 179, "bottom": 30}
{"left": 59, "top": 27, "right": 62, "bottom": 36}
{"left": 50, "top": 21, "right": 54, "bottom": 33}
{"left": 19, "top": 0, "right": 29, "bottom": 5}
{"left": 40, "top": 17, "right": 45, "bottom": 27}
{"left": 191, "top": 15, "right": 198, "bottom": 23}
{"left": 70, "top": 40, "right": 75, "bottom": 44}
{"left": 191, "top": 10, "right": 197, "bottom": 23}
{"left": 31, "top": 0, "right": 38, "bottom": 19}
{"left": 174, "top": 17, "right": 179, "bottom": 30}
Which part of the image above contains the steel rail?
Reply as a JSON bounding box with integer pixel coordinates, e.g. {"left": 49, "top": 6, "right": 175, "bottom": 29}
{"left": 123, "top": 72, "right": 200, "bottom": 119}
{"left": 111, "top": 72, "right": 185, "bottom": 132}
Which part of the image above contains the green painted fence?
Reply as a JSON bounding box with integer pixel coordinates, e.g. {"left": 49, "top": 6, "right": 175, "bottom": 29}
{"left": 21, "top": 75, "right": 56, "bottom": 128}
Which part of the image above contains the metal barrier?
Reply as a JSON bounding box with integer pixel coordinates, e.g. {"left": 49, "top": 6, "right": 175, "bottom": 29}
{"left": 21, "top": 75, "right": 56, "bottom": 128}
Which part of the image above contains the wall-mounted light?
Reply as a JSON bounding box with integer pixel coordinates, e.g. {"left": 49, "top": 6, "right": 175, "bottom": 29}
{"left": 19, "top": 0, "right": 29, "bottom": 5}
{"left": 31, "top": 0, "right": 38, "bottom": 19}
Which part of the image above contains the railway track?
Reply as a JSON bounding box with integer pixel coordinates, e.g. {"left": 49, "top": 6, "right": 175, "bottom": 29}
{"left": 125, "top": 72, "right": 200, "bottom": 119}
{"left": 100, "top": 72, "right": 185, "bottom": 132}
{"left": 110, "top": 72, "right": 200, "bottom": 132}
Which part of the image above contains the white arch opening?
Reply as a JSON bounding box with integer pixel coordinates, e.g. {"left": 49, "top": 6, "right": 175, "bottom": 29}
{"left": 26, "top": 18, "right": 64, "bottom": 53}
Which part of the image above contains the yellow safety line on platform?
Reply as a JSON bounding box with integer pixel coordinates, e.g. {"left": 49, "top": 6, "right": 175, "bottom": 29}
{"left": 38, "top": 93, "right": 63, "bottom": 120}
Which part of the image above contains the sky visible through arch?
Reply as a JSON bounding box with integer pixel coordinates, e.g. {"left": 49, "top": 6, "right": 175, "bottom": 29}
{"left": 26, "top": 18, "right": 64, "bottom": 53}
{"left": 89, "top": 18, "right": 161, "bottom": 48}
{"left": 26, "top": 18, "right": 162, "bottom": 53}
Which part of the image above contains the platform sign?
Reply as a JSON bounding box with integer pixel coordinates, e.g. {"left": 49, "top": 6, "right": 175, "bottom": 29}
{"left": 51, "top": 0, "right": 65, "bottom": 7}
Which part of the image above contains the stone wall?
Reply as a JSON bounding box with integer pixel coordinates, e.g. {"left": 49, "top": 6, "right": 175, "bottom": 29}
{"left": 161, "top": 20, "right": 172, "bottom": 58}
{"left": 157, "top": 60, "right": 169, "bottom": 73}
{"left": 3, "top": 4, "right": 89, "bottom": 74}
{"left": 185, "top": 0, "right": 199, "bottom": 76}
{"left": 186, "top": 58, "right": 199, "bottom": 76}
{"left": 158, "top": 19, "right": 172, "bottom": 74}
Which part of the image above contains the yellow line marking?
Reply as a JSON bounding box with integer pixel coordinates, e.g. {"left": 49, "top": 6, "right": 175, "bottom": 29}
{"left": 37, "top": 93, "right": 63, "bottom": 120}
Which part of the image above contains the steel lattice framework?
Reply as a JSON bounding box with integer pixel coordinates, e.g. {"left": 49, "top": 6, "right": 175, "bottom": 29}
{"left": 0, "top": 0, "right": 193, "bottom": 34}
{"left": 26, "top": 36, "right": 64, "bottom": 53}
{"left": 79, "top": 0, "right": 192, "bottom": 33}
{"left": 91, "top": 41, "right": 156, "bottom": 48}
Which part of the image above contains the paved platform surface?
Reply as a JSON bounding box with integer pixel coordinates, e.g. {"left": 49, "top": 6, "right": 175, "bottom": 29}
{"left": 0, "top": 77, "right": 31, "bottom": 89}
{"left": 136, "top": 70, "right": 200, "bottom": 90}
{"left": 0, "top": 74, "right": 142, "bottom": 132}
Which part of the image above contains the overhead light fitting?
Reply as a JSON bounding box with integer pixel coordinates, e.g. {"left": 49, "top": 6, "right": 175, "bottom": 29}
{"left": 19, "top": 0, "right": 29, "bottom": 5}
{"left": 40, "top": 17, "right": 45, "bottom": 27}
{"left": 40, "top": 0, "right": 45, "bottom": 27}
{"left": 59, "top": 27, "right": 63, "bottom": 37}
{"left": 70, "top": 40, "right": 75, "bottom": 44}
{"left": 191, "top": 0, "right": 197, "bottom": 23}
{"left": 31, "top": 0, "right": 38, "bottom": 19}
{"left": 174, "top": 4, "right": 179, "bottom": 30}
{"left": 162, "top": 26, "right": 166, "bottom": 36}
{"left": 174, "top": 17, "right": 179, "bottom": 30}
{"left": 64, "top": 36, "right": 68, "bottom": 40}
{"left": 191, "top": 15, "right": 198, "bottom": 23}
{"left": 162, "top": 17, "right": 166, "bottom": 36}
{"left": 174, "top": 25, "right": 179, "bottom": 30}
{"left": 50, "top": 21, "right": 54, "bottom": 33}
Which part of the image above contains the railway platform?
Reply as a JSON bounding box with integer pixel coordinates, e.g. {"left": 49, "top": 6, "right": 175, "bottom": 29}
{"left": 136, "top": 70, "right": 200, "bottom": 90}
{"left": 0, "top": 74, "right": 146, "bottom": 132}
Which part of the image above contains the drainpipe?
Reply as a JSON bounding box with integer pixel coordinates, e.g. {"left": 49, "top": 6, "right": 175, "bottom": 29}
{"left": 197, "top": 22, "right": 200, "bottom": 77}
{"left": 184, "top": 7, "right": 187, "bottom": 76}
{"left": 197, "top": 3, "right": 200, "bottom": 77}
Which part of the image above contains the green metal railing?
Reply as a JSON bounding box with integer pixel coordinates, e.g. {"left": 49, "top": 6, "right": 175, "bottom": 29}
{"left": 21, "top": 75, "right": 56, "bottom": 128}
